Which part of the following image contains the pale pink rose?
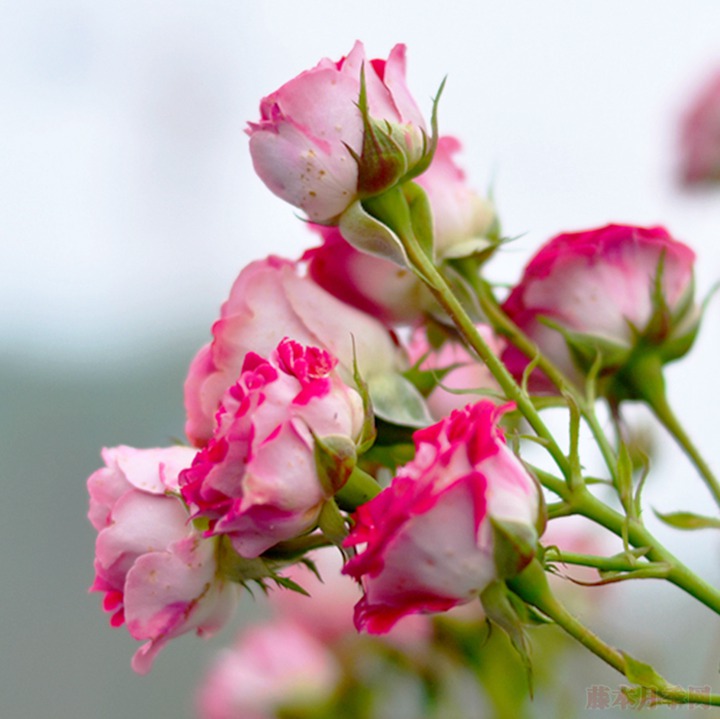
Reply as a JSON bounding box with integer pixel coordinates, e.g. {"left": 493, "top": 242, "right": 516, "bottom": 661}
{"left": 343, "top": 401, "right": 540, "bottom": 633}
{"left": 88, "top": 446, "right": 237, "bottom": 674}
{"left": 502, "top": 224, "right": 697, "bottom": 389}
{"left": 247, "top": 41, "right": 427, "bottom": 222}
{"left": 180, "top": 339, "right": 365, "bottom": 558}
{"left": 184, "top": 256, "right": 402, "bottom": 446}
{"left": 197, "top": 620, "right": 340, "bottom": 719}
{"left": 304, "top": 225, "right": 427, "bottom": 325}
{"left": 679, "top": 70, "right": 720, "bottom": 185}
{"left": 415, "top": 136, "right": 497, "bottom": 258}
{"left": 407, "top": 324, "right": 504, "bottom": 419}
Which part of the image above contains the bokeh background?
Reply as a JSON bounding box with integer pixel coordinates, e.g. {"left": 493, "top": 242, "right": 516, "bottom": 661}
{"left": 3, "top": 1, "right": 720, "bottom": 717}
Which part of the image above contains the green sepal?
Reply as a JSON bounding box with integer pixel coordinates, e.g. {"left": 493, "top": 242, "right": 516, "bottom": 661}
{"left": 403, "top": 76, "right": 446, "bottom": 181}
{"left": 402, "top": 181, "right": 435, "bottom": 263}
{"left": 361, "top": 187, "right": 439, "bottom": 287}
{"left": 317, "top": 498, "right": 349, "bottom": 549}
{"left": 338, "top": 198, "right": 409, "bottom": 267}
{"left": 334, "top": 466, "right": 382, "bottom": 513}
{"left": 352, "top": 65, "right": 409, "bottom": 197}
{"left": 539, "top": 316, "right": 631, "bottom": 376}
{"left": 490, "top": 518, "right": 538, "bottom": 580}
{"left": 480, "top": 580, "right": 534, "bottom": 696}
{"left": 313, "top": 433, "right": 357, "bottom": 496}
{"left": 367, "top": 372, "right": 434, "bottom": 428}
{"left": 402, "top": 355, "right": 459, "bottom": 398}
{"left": 216, "top": 536, "right": 315, "bottom": 596}
{"left": 350, "top": 342, "right": 377, "bottom": 455}
{"left": 653, "top": 509, "right": 720, "bottom": 531}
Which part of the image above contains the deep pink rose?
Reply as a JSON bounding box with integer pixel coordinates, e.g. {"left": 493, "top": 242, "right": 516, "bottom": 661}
{"left": 197, "top": 620, "right": 339, "bottom": 719}
{"left": 184, "top": 256, "right": 402, "bottom": 446}
{"left": 502, "top": 224, "right": 697, "bottom": 388}
{"left": 407, "top": 324, "right": 504, "bottom": 420}
{"left": 343, "top": 401, "right": 540, "bottom": 633}
{"left": 247, "top": 41, "right": 427, "bottom": 223}
{"left": 88, "top": 446, "right": 237, "bottom": 674}
{"left": 181, "top": 339, "right": 365, "bottom": 558}
{"left": 679, "top": 70, "right": 720, "bottom": 185}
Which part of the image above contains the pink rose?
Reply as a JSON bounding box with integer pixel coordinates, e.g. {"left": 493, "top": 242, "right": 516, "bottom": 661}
{"left": 679, "top": 70, "right": 720, "bottom": 185}
{"left": 502, "top": 224, "right": 698, "bottom": 389}
{"left": 247, "top": 41, "right": 427, "bottom": 223}
{"left": 180, "top": 339, "right": 365, "bottom": 558}
{"left": 343, "top": 401, "right": 540, "bottom": 634}
{"left": 407, "top": 324, "right": 504, "bottom": 419}
{"left": 184, "top": 256, "right": 403, "bottom": 446}
{"left": 415, "top": 136, "right": 497, "bottom": 258}
{"left": 88, "top": 446, "right": 237, "bottom": 674}
{"left": 197, "top": 620, "right": 340, "bottom": 719}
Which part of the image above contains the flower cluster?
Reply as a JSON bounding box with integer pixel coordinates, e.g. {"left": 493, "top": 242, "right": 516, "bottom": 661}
{"left": 86, "top": 39, "right": 719, "bottom": 717}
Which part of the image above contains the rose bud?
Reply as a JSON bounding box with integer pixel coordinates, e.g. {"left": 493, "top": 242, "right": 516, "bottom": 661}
{"left": 501, "top": 224, "right": 698, "bottom": 393}
{"left": 343, "top": 401, "right": 541, "bottom": 633}
{"left": 180, "top": 339, "right": 365, "bottom": 558}
{"left": 247, "top": 41, "right": 428, "bottom": 224}
{"left": 88, "top": 446, "right": 238, "bottom": 674}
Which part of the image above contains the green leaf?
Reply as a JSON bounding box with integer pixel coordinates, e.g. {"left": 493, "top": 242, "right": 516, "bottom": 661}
{"left": 367, "top": 372, "right": 433, "bottom": 428}
{"left": 653, "top": 509, "right": 720, "bottom": 531}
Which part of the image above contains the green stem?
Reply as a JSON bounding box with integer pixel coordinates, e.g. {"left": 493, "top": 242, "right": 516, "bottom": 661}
{"left": 544, "top": 549, "right": 668, "bottom": 576}
{"left": 509, "top": 561, "right": 720, "bottom": 707}
{"left": 647, "top": 384, "right": 720, "bottom": 510}
{"left": 572, "top": 486, "right": 720, "bottom": 615}
{"left": 364, "top": 192, "right": 572, "bottom": 483}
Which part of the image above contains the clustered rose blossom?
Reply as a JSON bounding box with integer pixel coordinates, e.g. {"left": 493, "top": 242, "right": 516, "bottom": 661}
{"left": 344, "top": 401, "right": 540, "bottom": 634}
{"left": 679, "top": 69, "right": 720, "bottom": 186}
{"left": 87, "top": 41, "right": 704, "bottom": 702}
{"left": 247, "top": 41, "right": 427, "bottom": 223}
{"left": 88, "top": 446, "right": 237, "bottom": 674}
{"left": 181, "top": 338, "right": 365, "bottom": 558}
{"left": 502, "top": 224, "right": 697, "bottom": 390}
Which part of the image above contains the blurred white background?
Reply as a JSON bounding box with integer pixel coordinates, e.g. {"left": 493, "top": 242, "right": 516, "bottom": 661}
{"left": 2, "top": 1, "right": 720, "bottom": 717}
